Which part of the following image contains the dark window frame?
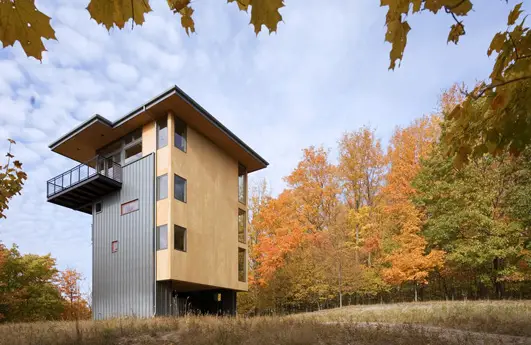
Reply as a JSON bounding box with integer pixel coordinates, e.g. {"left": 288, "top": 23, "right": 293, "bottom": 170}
{"left": 174, "top": 174, "right": 187, "bottom": 203}
{"left": 238, "top": 248, "right": 246, "bottom": 282}
{"left": 174, "top": 115, "right": 187, "bottom": 152}
{"left": 157, "top": 118, "right": 168, "bottom": 150}
{"left": 157, "top": 174, "right": 168, "bottom": 201}
{"left": 238, "top": 164, "right": 247, "bottom": 205}
{"left": 95, "top": 201, "right": 102, "bottom": 214}
{"left": 174, "top": 225, "right": 187, "bottom": 252}
{"left": 238, "top": 209, "right": 246, "bottom": 244}
{"left": 121, "top": 199, "right": 139, "bottom": 215}
{"left": 157, "top": 225, "right": 168, "bottom": 250}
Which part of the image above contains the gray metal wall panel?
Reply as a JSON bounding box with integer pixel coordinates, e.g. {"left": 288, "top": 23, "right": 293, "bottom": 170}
{"left": 156, "top": 281, "right": 173, "bottom": 316}
{"left": 92, "top": 154, "right": 155, "bottom": 320}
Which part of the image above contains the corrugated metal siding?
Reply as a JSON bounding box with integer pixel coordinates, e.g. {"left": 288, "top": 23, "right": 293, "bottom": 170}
{"left": 92, "top": 154, "right": 155, "bottom": 320}
{"left": 156, "top": 281, "right": 173, "bottom": 316}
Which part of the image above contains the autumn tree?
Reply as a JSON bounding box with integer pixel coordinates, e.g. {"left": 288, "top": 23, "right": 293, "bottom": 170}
{"left": 0, "top": 245, "right": 64, "bottom": 322}
{"left": 1, "top": 139, "right": 27, "bottom": 219}
{"left": 57, "top": 269, "right": 91, "bottom": 320}
{"left": 382, "top": 115, "right": 444, "bottom": 301}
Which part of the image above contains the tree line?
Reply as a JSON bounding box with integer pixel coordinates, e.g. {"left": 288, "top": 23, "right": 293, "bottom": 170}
{"left": 239, "top": 85, "right": 531, "bottom": 315}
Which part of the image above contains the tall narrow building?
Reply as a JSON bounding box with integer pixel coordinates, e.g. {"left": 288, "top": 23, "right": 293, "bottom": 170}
{"left": 46, "top": 86, "right": 268, "bottom": 319}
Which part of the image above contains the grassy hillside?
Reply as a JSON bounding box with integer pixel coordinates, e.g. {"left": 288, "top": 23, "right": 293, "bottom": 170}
{"left": 0, "top": 301, "right": 529, "bottom": 345}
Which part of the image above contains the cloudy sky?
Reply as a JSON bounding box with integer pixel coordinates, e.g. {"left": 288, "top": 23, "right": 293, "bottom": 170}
{"left": 0, "top": 0, "right": 527, "bottom": 290}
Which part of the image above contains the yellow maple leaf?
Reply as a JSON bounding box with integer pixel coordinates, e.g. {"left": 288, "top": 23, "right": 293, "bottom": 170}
{"left": 249, "top": 0, "right": 284, "bottom": 34}
{"left": 447, "top": 23, "right": 465, "bottom": 44}
{"left": 228, "top": 0, "right": 251, "bottom": 12}
{"left": 167, "top": 0, "right": 190, "bottom": 13}
{"left": 508, "top": 2, "right": 523, "bottom": 26}
{"left": 386, "top": 18, "right": 411, "bottom": 70}
{"left": 180, "top": 6, "right": 195, "bottom": 36}
{"left": 0, "top": 0, "right": 56, "bottom": 60}
{"left": 87, "top": 0, "right": 152, "bottom": 30}
{"left": 487, "top": 32, "right": 506, "bottom": 56}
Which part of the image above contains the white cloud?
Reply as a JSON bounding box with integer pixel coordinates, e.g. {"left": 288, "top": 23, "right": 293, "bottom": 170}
{"left": 0, "top": 0, "right": 528, "bottom": 291}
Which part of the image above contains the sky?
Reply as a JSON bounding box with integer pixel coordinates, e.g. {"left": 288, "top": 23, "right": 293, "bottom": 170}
{"left": 0, "top": 0, "right": 527, "bottom": 291}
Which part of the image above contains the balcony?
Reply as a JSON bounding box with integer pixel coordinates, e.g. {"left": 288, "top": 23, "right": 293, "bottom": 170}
{"left": 47, "top": 156, "right": 122, "bottom": 214}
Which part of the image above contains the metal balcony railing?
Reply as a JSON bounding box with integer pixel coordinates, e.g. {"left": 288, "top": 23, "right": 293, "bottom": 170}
{"left": 47, "top": 156, "right": 122, "bottom": 198}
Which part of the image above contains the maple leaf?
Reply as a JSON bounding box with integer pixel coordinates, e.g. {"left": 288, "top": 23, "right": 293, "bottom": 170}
{"left": 508, "top": 2, "right": 523, "bottom": 26}
{"left": 0, "top": 0, "right": 56, "bottom": 60}
{"left": 228, "top": 0, "right": 251, "bottom": 12}
{"left": 179, "top": 6, "right": 195, "bottom": 35}
{"left": 488, "top": 32, "right": 507, "bottom": 56}
{"left": 87, "top": 0, "right": 152, "bottom": 30}
{"left": 250, "top": 0, "right": 284, "bottom": 34}
{"left": 386, "top": 18, "right": 411, "bottom": 70}
{"left": 448, "top": 23, "right": 465, "bottom": 44}
{"left": 167, "top": 0, "right": 190, "bottom": 13}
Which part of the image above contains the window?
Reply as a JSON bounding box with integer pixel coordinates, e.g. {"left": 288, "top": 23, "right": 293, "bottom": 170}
{"left": 157, "top": 225, "right": 168, "bottom": 250}
{"left": 238, "top": 209, "right": 246, "bottom": 243}
{"left": 238, "top": 164, "right": 247, "bottom": 204}
{"left": 124, "top": 143, "right": 142, "bottom": 165}
{"left": 174, "top": 225, "right": 186, "bottom": 252}
{"left": 174, "top": 116, "right": 187, "bottom": 152}
{"left": 174, "top": 175, "right": 187, "bottom": 202}
{"left": 95, "top": 202, "right": 102, "bottom": 213}
{"left": 111, "top": 240, "right": 118, "bottom": 253}
{"left": 238, "top": 248, "right": 246, "bottom": 282}
{"left": 157, "top": 174, "right": 168, "bottom": 200}
{"left": 124, "top": 129, "right": 142, "bottom": 145}
{"left": 121, "top": 199, "right": 139, "bottom": 215}
{"left": 157, "top": 118, "right": 168, "bottom": 149}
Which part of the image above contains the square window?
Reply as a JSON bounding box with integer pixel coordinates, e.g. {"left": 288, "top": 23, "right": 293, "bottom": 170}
{"left": 124, "top": 143, "right": 142, "bottom": 165}
{"left": 157, "top": 118, "right": 168, "bottom": 149}
{"left": 111, "top": 240, "right": 118, "bottom": 253}
{"left": 174, "top": 225, "right": 186, "bottom": 252}
{"left": 238, "top": 209, "right": 246, "bottom": 243}
{"left": 174, "top": 175, "right": 187, "bottom": 202}
{"left": 238, "top": 248, "right": 246, "bottom": 282}
{"left": 157, "top": 225, "right": 168, "bottom": 250}
{"left": 121, "top": 199, "right": 139, "bottom": 215}
{"left": 95, "top": 202, "right": 102, "bottom": 213}
{"left": 174, "top": 116, "right": 187, "bottom": 152}
{"left": 157, "top": 174, "right": 168, "bottom": 201}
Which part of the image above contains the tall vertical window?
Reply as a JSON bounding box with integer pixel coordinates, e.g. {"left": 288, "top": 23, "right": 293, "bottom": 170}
{"left": 157, "top": 118, "right": 168, "bottom": 149}
{"left": 238, "top": 248, "right": 246, "bottom": 282}
{"left": 157, "top": 225, "right": 168, "bottom": 250}
{"left": 157, "top": 174, "right": 168, "bottom": 200}
{"left": 238, "top": 209, "right": 246, "bottom": 243}
{"left": 238, "top": 164, "right": 246, "bottom": 204}
{"left": 123, "top": 128, "right": 142, "bottom": 165}
{"left": 174, "top": 225, "right": 186, "bottom": 252}
{"left": 174, "top": 116, "right": 187, "bottom": 152}
{"left": 174, "top": 175, "right": 187, "bottom": 202}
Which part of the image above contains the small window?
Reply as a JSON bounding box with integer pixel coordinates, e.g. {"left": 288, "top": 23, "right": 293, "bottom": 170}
{"left": 238, "top": 164, "right": 247, "bottom": 204}
{"left": 121, "top": 199, "right": 139, "bottom": 215}
{"left": 157, "top": 174, "right": 168, "bottom": 200}
{"left": 238, "top": 209, "right": 246, "bottom": 243}
{"left": 174, "top": 225, "right": 186, "bottom": 252}
{"left": 124, "top": 128, "right": 142, "bottom": 145}
{"left": 174, "top": 175, "right": 187, "bottom": 202}
{"left": 95, "top": 202, "right": 102, "bottom": 213}
{"left": 111, "top": 240, "right": 118, "bottom": 253}
{"left": 174, "top": 116, "right": 187, "bottom": 152}
{"left": 124, "top": 143, "right": 142, "bottom": 165}
{"left": 157, "top": 118, "right": 168, "bottom": 149}
{"left": 238, "top": 248, "right": 246, "bottom": 282}
{"left": 157, "top": 225, "right": 168, "bottom": 250}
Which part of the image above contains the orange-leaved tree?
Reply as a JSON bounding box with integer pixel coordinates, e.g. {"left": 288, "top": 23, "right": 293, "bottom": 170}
{"left": 56, "top": 269, "right": 91, "bottom": 320}
{"left": 382, "top": 115, "right": 444, "bottom": 301}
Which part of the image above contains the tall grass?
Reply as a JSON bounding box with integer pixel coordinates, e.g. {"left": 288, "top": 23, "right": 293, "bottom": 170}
{"left": 0, "top": 301, "right": 529, "bottom": 345}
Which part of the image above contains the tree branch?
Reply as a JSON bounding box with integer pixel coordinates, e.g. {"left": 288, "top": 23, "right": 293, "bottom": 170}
{"left": 468, "top": 76, "right": 531, "bottom": 99}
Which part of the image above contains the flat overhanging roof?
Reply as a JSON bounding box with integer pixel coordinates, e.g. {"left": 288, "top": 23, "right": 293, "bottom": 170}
{"left": 49, "top": 85, "right": 268, "bottom": 173}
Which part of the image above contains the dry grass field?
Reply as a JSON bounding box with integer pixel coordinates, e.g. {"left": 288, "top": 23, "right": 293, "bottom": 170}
{"left": 0, "top": 301, "right": 530, "bottom": 345}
